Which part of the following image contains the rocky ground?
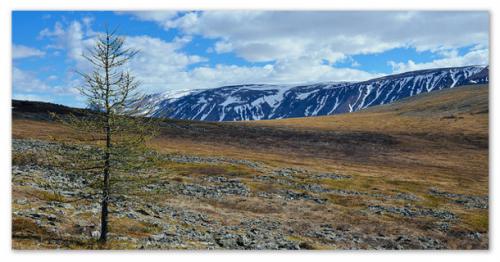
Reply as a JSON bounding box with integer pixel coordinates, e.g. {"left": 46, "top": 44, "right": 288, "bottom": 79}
{"left": 11, "top": 139, "right": 488, "bottom": 250}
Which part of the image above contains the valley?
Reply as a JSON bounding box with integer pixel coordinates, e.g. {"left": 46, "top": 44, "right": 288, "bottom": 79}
{"left": 11, "top": 84, "right": 489, "bottom": 249}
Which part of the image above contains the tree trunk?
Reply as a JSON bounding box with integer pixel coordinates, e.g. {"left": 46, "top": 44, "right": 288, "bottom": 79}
{"left": 99, "top": 124, "right": 111, "bottom": 243}
{"left": 99, "top": 32, "right": 112, "bottom": 244}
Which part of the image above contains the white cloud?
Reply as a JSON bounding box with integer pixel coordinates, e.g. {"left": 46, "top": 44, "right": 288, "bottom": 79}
{"left": 157, "top": 11, "right": 488, "bottom": 63}
{"left": 12, "top": 45, "right": 45, "bottom": 59}
{"left": 12, "top": 93, "right": 53, "bottom": 103}
{"left": 123, "top": 35, "right": 208, "bottom": 92}
{"left": 39, "top": 21, "right": 65, "bottom": 39}
{"left": 39, "top": 20, "right": 210, "bottom": 93}
{"left": 128, "top": 11, "right": 178, "bottom": 22}
{"left": 164, "top": 12, "right": 199, "bottom": 30}
{"left": 122, "top": 34, "right": 379, "bottom": 91}
{"left": 39, "top": 20, "right": 96, "bottom": 70}
{"left": 29, "top": 17, "right": 405, "bottom": 94}
{"left": 214, "top": 41, "right": 233, "bottom": 53}
{"left": 31, "top": 12, "right": 489, "bottom": 98}
{"left": 12, "top": 67, "right": 75, "bottom": 95}
{"left": 142, "top": 58, "right": 380, "bottom": 91}
{"left": 120, "top": 11, "right": 179, "bottom": 30}
{"left": 122, "top": 11, "right": 488, "bottom": 90}
{"left": 12, "top": 67, "right": 50, "bottom": 93}
{"left": 47, "top": 75, "right": 58, "bottom": 81}
{"left": 388, "top": 47, "right": 489, "bottom": 73}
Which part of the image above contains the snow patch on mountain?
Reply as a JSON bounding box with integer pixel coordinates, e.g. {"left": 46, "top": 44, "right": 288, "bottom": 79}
{"left": 146, "top": 65, "right": 488, "bottom": 121}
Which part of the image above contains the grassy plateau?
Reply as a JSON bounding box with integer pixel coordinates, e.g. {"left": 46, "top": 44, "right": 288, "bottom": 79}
{"left": 11, "top": 84, "right": 489, "bottom": 249}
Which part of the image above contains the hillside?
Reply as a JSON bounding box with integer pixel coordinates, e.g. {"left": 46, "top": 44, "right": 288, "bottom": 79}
{"left": 247, "top": 84, "right": 488, "bottom": 135}
{"left": 12, "top": 100, "right": 87, "bottom": 120}
{"left": 145, "top": 65, "right": 488, "bottom": 121}
{"left": 11, "top": 85, "right": 489, "bottom": 249}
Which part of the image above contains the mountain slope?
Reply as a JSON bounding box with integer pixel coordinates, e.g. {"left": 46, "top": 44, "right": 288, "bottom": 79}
{"left": 148, "top": 65, "right": 488, "bottom": 121}
{"left": 247, "top": 84, "right": 488, "bottom": 138}
{"left": 11, "top": 81, "right": 489, "bottom": 250}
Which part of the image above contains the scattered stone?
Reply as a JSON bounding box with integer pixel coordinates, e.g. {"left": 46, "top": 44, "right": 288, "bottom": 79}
{"left": 298, "top": 184, "right": 419, "bottom": 202}
{"left": 307, "top": 224, "right": 445, "bottom": 249}
{"left": 14, "top": 198, "right": 28, "bottom": 205}
{"left": 127, "top": 212, "right": 138, "bottom": 219}
{"left": 91, "top": 231, "right": 100, "bottom": 239}
{"left": 176, "top": 180, "right": 250, "bottom": 199}
{"left": 47, "top": 201, "right": 73, "bottom": 209}
{"left": 313, "top": 173, "right": 352, "bottom": 180}
{"left": 11, "top": 139, "right": 486, "bottom": 250}
{"left": 136, "top": 209, "right": 151, "bottom": 216}
{"left": 271, "top": 167, "right": 305, "bottom": 178}
{"left": 368, "top": 205, "right": 457, "bottom": 220}
{"left": 429, "top": 188, "right": 488, "bottom": 209}
{"left": 300, "top": 184, "right": 329, "bottom": 193}
{"left": 162, "top": 154, "right": 265, "bottom": 170}
{"left": 435, "top": 222, "right": 450, "bottom": 232}
{"left": 253, "top": 175, "right": 294, "bottom": 186}
{"left": 211, "top": 220, "right": 301, "bottom": 250}
{"left": 280, "top": 190, "right": 327, "bottom": 204}
{"left": 394, "top": 192, "right": 421, "bottom": 202}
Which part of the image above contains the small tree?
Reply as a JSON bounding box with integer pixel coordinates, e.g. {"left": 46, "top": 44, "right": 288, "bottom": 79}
{"left": 52, "top": 28, "right": 158, "bottom": 244}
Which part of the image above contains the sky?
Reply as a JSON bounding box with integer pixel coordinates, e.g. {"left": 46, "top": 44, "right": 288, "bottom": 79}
{"left": 12, "top": 11, "right": 489, "bottom": 107}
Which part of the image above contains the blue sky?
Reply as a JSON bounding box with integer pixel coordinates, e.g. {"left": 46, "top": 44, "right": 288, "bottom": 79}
{"left": 12, "top": 11, "right": 489, "bottom": 107}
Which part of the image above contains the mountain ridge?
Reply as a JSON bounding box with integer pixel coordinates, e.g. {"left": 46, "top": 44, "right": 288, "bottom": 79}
{"left": 146, "top": 65, "right": 488, "bottom": 121}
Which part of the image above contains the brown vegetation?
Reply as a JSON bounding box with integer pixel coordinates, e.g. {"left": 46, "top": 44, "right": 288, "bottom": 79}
{"left": 11, "top": 84, "right": 489, "bottom": 249}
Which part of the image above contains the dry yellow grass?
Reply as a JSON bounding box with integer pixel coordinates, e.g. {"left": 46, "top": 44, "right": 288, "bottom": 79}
{"left": 11, "top": 84, "right": 489, "bottom": 249}
{"left": 246, "top": 85, "right": 488, "bottom": 135}
{"left": 12, "top": 85, "right": 489, "bottom": 197}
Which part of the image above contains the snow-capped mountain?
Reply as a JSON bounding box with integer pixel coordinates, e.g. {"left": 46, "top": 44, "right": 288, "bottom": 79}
{"left": 147, "top": 65, "right": 489, "bottom": 121}
{"left": 139, "top": 89, "right": 205, "bottom": 114}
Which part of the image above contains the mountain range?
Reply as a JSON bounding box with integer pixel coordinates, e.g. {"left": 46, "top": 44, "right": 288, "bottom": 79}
{"left": 143, "top": 65, "right": 489, "bottom": 121}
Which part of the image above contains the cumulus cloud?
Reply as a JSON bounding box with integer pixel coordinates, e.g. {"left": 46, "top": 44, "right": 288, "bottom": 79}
{"left": 37, "top": 19, "right": 209, "bottom": 93}
{"left": 214, "top": 41, "right": 233, "bottom": 53}
{"left": 388, "top": 47, "right": 489, "bottom": 73}
{"left": 39, "top": 21, "right": 65, "bottom": 39}
{"left": 39, "top": 20, "right": 96, "bottom": 71}
{"left": 12, "top": 93, "right": 53, "bottom": 103}
{"left": 120, "top": 11, "right": 179, "bottom": 30}
{"left": 28, "top": 12, "right": 489, "bottom": 98}
{"left": 12, "top": 45, "right": 45, "bottom": 59}
{"left": 146, "top": 11, "right": 488, "bottom": 63}
{"left": 13, "top": 67, "right": 76, "bottom": 95}
{"left": 123, "top": 10, "right": 488, "bottom": 83}
{"left": 36, "top": 18, "right": 377, "bottom": 94}
{"left": 13, "top": 67, "right": 51, "bottom": 93}
{"left": 123, "top": 36, "right": 379, "bottom": 90}
{"left": 12, "top": 66, "right": 76, "bottom": 104}
{"left": 123, "top": 35, "right": 208, "bottom": 92}
{"left": 163, "top": 12, "right": 199, "bottom": 31}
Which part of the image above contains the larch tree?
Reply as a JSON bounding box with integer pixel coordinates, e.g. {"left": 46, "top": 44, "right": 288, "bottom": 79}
{"left": 51, "top": 27, "right": 159, "bottom": 244}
